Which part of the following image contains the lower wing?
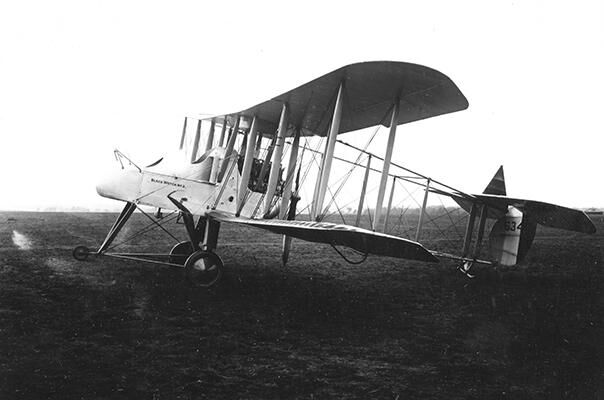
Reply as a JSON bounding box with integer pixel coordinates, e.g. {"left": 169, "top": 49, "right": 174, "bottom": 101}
{"left": 208, "top": 211, "right": 439, "bottom": 263}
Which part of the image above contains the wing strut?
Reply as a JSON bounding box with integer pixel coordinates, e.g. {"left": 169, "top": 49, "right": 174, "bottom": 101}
{"left": 355, "top": 154, "right": 372, "bottom": 227}
{"left": 254, "top": 127, "right": 263, "bottom": 156}
{"left": 264, "top": 103, "right": 289, "bottom": 214}
{"left": 415, "top": 178, "right": 431, "bottom": 241}
{"left": 279, "top": 128, "right": 300, "bottom": 219}
{"left": 311, "top": 151, "right": 323, "bottom": 217}
{"left": 374, "top": 101, "right": 400, "bottom": 231}
{"left": 204, "top": 119, "right": 216, "bottom": 152}
{"left": 254, "top": 134, "right": 276, "bottom": 193}
{"left": 237, "top": 116, "right": 259, "bottom": 215}
{"left": 191, "top": 120, "right": 202, "bottom": 163}
{"left": 383, "top": 176, "right": 397, "bottom": 232}
{"left": 204, "top": 119, "right": 218, "bottom": 183}
{"left": 312, "top": 82, "right": 344, "bottom": 221}
{"left": 218, "top": 117, "right": 227, "bottom": 147}
{"left": 218, "top": 116, "right": 240, "bottom": 182}
{"left": 179, "top": 117, "right": 187, "bottom": 150}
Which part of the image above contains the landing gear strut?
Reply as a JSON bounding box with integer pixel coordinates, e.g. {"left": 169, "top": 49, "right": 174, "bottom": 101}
{"left": 168, "top": 194, "right": 222, "bottom": 287}
{"left": 71, "top": 199, "right": 225, "bottom": 288}
{"left": 73, "top": 202, "right": 136, "bottom": 261}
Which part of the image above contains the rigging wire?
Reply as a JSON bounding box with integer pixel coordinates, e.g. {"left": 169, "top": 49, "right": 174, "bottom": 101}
{"left": 436, "top": 194, "right": 466, "bottom": 241}
{"left": 384, "top": 176, "right": 467, "bottom": 250}
{"left": 293, "top": 137, "right": 325, "bottom": 218}
{"left": 319, "top": 107, "right": 392, "bottom": 220}
{"left": 107, "top": 209, "right": 181, "bottom": 251}
{"left": 249, "top": 133, "right": 296, "bottom": 219}
{"left": 391, "top": 205, "right": 414, "bottom": 238}
{"left": 322, "top": 124, "right": 382, "bottom": 215}
{"left": 386, "top": 182, "right": 421, "bottom": 236}
{"left": 137, "top": 205, "right": 181, "bottom": 243}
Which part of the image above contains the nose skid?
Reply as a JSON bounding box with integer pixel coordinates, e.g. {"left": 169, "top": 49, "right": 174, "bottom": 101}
{"left": 96, "top": 169, "right": 142, "bottom": 202}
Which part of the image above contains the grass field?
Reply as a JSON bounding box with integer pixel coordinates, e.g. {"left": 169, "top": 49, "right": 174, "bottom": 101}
{"left": 0, "top": 211, "right": 603, "bottom": 399}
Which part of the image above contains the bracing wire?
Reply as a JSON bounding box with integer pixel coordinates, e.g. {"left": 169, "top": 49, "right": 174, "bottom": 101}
{"left": 385, "top": 179, "right": 421, "bottom": 236}
{"left": 382, "top": 175, "right": 470, "bottom": 252}
{"left": 323, "top": 182, "right": 379, "bottom": 222}
{"left": 107, "top": 209, "right": 181, "bottom": 251}
{"left": 137, "top": 205, "right": 181, "bottom": 242}
{"left": 322, "top": 125, "right": 382, "bottom": 215}
{"left": 436, "top": 195, "right": 466, "bottom": 241}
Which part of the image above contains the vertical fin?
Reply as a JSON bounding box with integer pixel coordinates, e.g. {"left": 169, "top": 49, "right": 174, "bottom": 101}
{"left": 483, "top": 165, "right": 506, "bottom": 195}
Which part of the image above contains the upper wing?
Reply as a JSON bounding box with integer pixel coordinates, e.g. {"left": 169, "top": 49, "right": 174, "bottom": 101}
{"left": 208, "top": 211, "right": 439, "bottom": 263}
{"left": 210, "top": 61, "right": 468, "bottom": 138}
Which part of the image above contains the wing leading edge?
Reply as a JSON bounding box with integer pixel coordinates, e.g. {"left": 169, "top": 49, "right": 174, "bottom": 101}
{"left": 208, "top": 212, "right": 439, "bottom": 263}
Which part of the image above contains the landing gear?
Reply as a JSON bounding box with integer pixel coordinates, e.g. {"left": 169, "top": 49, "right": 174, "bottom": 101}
{"left": 72, "top": 198, "right": 226, "bottom": 288}
{"left": 72, "top": 245, "right": 91, "bottom": 261}
{"left": 184, "top": 250, "right": 224, "bottom": 287}
{"left": 169, "top": 241, "right": 194, "bottom": 265}
{"left": 73, "top": 202, "right": 136, "bottom": 262}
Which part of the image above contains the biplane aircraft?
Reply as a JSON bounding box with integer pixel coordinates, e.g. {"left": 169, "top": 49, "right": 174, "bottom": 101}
{"left": 73, "top": 61, "right": 596, "bottom": 286}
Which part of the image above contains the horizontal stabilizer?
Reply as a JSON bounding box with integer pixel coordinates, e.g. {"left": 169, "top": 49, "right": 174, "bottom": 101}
{"left": 479, "top": 195, "right": 596, "bottom": 234}
{"left": 451, "top": 194, "right": 596, "bottom": 234}
{"left": 208, "top": 212, "right": 439, "bottom": 263}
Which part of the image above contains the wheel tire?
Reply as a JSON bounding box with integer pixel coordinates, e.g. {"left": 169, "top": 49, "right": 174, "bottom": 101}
{"left": 184, "top": 250, "right": 224, "bottom": 288}
{"left": 73, "top": 245, "right": 90, "bottom": 261}
{"left": 169, "top": 241, "right": 194, "bottom": 265}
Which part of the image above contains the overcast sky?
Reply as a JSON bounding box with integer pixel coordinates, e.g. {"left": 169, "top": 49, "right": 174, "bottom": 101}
{"left": 1, "top": 0, "right": 602, "bottom": 211}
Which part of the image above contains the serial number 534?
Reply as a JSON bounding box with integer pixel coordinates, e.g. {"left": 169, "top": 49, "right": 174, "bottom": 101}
{"left": 504, "top": 221, "right": 523, "bottom": 231}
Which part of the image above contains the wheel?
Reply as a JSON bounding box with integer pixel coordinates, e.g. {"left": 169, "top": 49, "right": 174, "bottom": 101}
{"left": 184, "top": 250, "right": 224, "bottom": 287}
{"left": 169, "top": 241, "right": 194, "bottom": 265}
{"left": 73, "top": 245, "right": 90, "bottom": 261}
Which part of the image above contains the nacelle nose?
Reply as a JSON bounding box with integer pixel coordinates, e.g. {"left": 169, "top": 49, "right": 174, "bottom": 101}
{"left": 96, "top": 169, "right": 142, "bottom": 202}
